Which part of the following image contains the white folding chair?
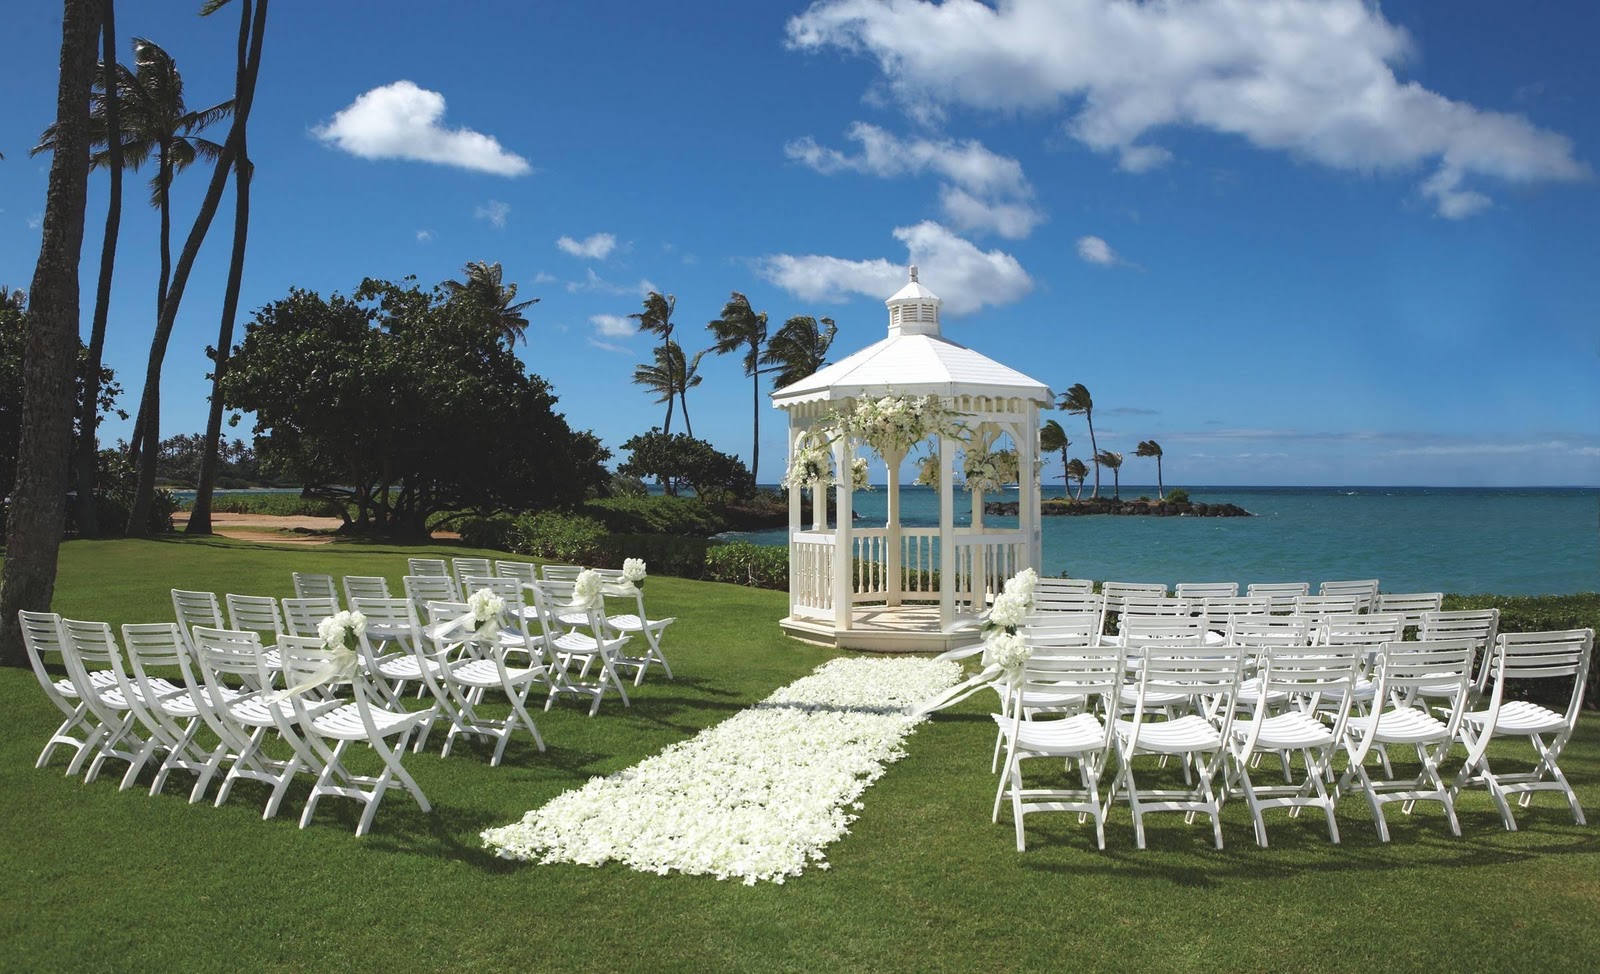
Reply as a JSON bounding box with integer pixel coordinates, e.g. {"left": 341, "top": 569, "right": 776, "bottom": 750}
{"left": 1375, "top": 592, "right": 1444, "bottom": 631}
{"left": 1293, "top": 594, "right": 1363, "bottom": 628}
{"left": 495, "top": 560, "right": 540, "bottom": 590}
{"left": 1034, "top": 577, "right": 1095, "bottom": 595}
{"left": 540, "top": 564, "right": 585, "bottom": 582}
{"left": 1197, "top": 597, "right": 1272, "bottom": 636}
{"left": 282, "top": 597, "right": 340, "bottom": 639}
{"left": 1228, "top": 643, "right": 1362, "bottom": 846}
{"left": 277, "top": 636, "right": 435, "bottom": 836}
{"left": 19, "top": 609, "right": 114, "bottom": 771}
{"left": 987, "top": 614, "right": 1102, "bottom": 771}
{"left": 1247, "top": 581, "right": 1310, "bottom": 614}
{"left": 118, "top": 623, "right": 216, "bottom": 799}
{"left": 1028, "top": 592, "right": 1106, "bottom": 635}
{"left": 225, "top": 593, "right": 287, "bottom": 684}
{"left": 992, "top": 645, "right": 1126, "bottom": 850}
{"left": 1453, "top": 629, "right": 1594, "bottom": 830}
{"left": 1319, "top": 579, "right": 1379, "bottom": 613}
{"left": 348, "top": 597, "right": 437, "bottom": 704}
{"left": 291, "top": 572, "right": 340, "bottom": 605}
{"left": 597, "top": 583, "right": 676, "bottom": 686}
{"left": 403, "top": 574, "right": 460, "bottom": 617}
{"left": 1336, "top": 639, "right": 1476, "bottom": 842}
{"left": 528, "top": 583, "right": 632, "bottom": 715}
{"left": 172, "top": 589, "right": 225, "bottom": 636}
{"left": 452, "top": 558, "right": 493, "bottom": 599}
{"left": 1110, "top": 644, "right": 1247, "bottom": 849}
{"left": 1175, "top": 582, "right": 1238, "bottom": 600}
{"left": 343, "top": 575, "right": 392, "bottom": 603}
{"left": 1420, "top": 608, "right": 1500, "bottom": 703}
{"left": 184, "top": 626, "right": 337, "bottom": 819}
{"left": 420, "top": 600, "right": 548, "bottom": 766}
{"left": 1102, "top": 581, "right": 1168, "bottom": 620}
{"left": 407, "top": 558, "right": 449, "bottom": 578}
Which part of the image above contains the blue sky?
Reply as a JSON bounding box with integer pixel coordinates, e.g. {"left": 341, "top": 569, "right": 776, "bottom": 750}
{"left": 2, "top": 0, "right": 1596, "bottom": 487}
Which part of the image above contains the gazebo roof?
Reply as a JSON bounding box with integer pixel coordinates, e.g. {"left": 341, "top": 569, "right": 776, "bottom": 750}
{"left": 771, "top": 266, "right": 1053, "bottom": 408}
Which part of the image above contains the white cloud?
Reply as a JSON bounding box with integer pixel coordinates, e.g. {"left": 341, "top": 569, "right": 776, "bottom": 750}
{"left": 566, "top": 269, "right": 657, "bottom": 297}
{"left": 756, "top": 220, "right": 1032, "bottom": 316}
{"left": 589, "top": 313, "right": 635, "bottom": 339}
{"left": 27, "top": 214, "right": 42, "bottom": 230}
{"left": 313, "top": 81, "right": 531, "bottom": 176}
{"left": 415, "top": 229, "right": 434, "bottom": 242}
{"left": 787, "top": 122, "right": 1043, "bottom": 238}
{"left": 1075, "top": 235, "right": 1119, "bottom": 267}
{"left": 587, "top": 338, "right": 631, "bottom": 354}
{"left": 557, "top": 232, "right": 619, "bottom": 260}
{"left": 475, "top": 200, "right": 510, "bottom": 228}
{"left": 532, "top": 271, "right": 560, "bottom": 285}
{"left": 788, "top": 0, "right": 1589, "bottom": 218}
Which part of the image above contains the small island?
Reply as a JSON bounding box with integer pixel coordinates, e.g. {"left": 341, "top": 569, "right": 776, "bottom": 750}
{"left": 985, "top": 494, "right": 1253, "bottom": 518}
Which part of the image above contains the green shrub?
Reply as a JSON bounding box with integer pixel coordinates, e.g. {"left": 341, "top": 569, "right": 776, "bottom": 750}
{"left": 584, "top": 495, "right": 726, "bottom": 536}
{"left": 187, "top": 492, "right": 348, "bottom": 518}
{"left": 595, "top": 533, "right": 718, "bottom": 579}
{"left": 1445, "top": 593, "right": 1600, "bottom": 707}
{"left": 706, "top": 542, "right": 788, "bottom": 589}
{"left": 511, "top": 511, "right": 610, "bottom": 564}
{"left": 605, "top": 473, "right": 649, "bottom": 498}
{"left": 458, "top": 514, "right": 516, "bottom": 550}
{"left": 1164, "top": 488, "right": 1189, "bottom": 504}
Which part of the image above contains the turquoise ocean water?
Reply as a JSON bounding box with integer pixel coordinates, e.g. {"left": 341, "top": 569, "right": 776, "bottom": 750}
{"left": 720, "top": 486, "right": 1600, "bottom": 596}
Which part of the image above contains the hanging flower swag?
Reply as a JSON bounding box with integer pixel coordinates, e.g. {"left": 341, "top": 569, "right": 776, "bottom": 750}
{"left": 781, "top": 440, "right": 833, "bottom": 491}
{"left": 962, "top": 447, "right": 1020, "bottom": 493}
{"left": 785, "top": 394, "right": 966, "bottom": 490}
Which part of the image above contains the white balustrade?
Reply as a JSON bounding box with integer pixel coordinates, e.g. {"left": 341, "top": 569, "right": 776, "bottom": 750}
{"left": 791, "top": 532, "right": 835, "bottom": 619}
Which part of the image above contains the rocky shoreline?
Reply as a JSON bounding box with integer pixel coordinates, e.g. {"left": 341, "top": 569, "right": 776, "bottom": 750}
{"left": 985, "top": 497, "right": 1253, "bottom": 518}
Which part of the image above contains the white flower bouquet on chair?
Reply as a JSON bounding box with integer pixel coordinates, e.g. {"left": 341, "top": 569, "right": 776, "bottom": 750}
{"left": 270, "top": 609, "right": 366, "bottom": 700}
{"left": 913, "top": 568, "right": 1039, "bottom": 716}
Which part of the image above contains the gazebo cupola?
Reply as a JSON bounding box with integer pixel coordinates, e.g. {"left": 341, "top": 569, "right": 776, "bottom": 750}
{"left": 771, "top": 267, "right": 1054, "bottom": 653}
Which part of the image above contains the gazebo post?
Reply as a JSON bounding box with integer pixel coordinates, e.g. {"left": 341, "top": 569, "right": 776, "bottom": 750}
{"left": 885, "top": 447, "right": 904, "bottom": 607}
{"left": 787, "top": 420, "right": 804, "bottom": 615}
{"left": 938, "top": 432, "right": 956, "bottom": 630}
{"left": 832, "top": 434, "right": 854, "bottom": 632}
{"left": 1019, "top": 403, "right": 1041, "bottom": 575}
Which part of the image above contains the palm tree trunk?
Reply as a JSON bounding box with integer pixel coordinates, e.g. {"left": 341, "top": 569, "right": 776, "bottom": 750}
{"left": 189, "top": 0, "right": 257, "bottom": 537}
{"left": 1087, "top": 413, "right": 1099, "bottom": 499}
{"left": 128, "top": 140, "right": 173, "bottom": 468}
{"left": 1156, "top": 455, "right": 1163, "bottom": 500}
{"left": 0, "top": 0, "right": 101, "bottom": 667}
{"left": 1113, "top": 468, "right": 1120, "bottom": 501}
{"left": 750, "top": 366, "right": 759, "bottom": 487}
{"left": 74, "top": 0, "right": 121, "bottom": 537}
{"left": 128, "top": 0, "right": 267, "bottom": 535}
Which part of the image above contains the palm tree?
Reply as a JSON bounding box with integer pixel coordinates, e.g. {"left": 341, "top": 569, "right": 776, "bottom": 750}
{"left": 630, "top": 291, "right": 679, "bottom": 433}
{"left": 0, "top": 286, "right": 24, "bottom": 311}
{"left": 707, "top": 291, "right": 770, "bottom": 486}
{"left": 35, "top": 2, "right": 128, "bottom": 536}
{"left": 1040, "top": 419, "right": 1070, "bottom": 493}
{"left": 1059, "top": 383, "right": 1098, "bottom": 498}
{"left": 761, "top": 314, "right": 836, "bottom": 389}
{"left": 633, "top": 342, "right": 705, "bottom": 437}
{"left": 127, "top": 3, "right": 267, "bottom": 535}
{"left": 1096, "top": 449, "right": 1124, "bottom": 500}
{"left": 1065, "top": 457, "right": 1088, "bottom": 501}
{"left": 190, "top": 0, "right": 271, "bottom": 536}
{"left": 440, "top": 259, "right": 537, "bottom": 344}
{"left": 0, "top": 0, "right": 101, "bottom": 666}
{"left": 1135, "top": 439, "right": 1165, "bottom": 500}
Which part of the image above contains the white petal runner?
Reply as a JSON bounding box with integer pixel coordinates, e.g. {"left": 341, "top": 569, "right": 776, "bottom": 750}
{"left": 481, "top": 657, "right": 961, "bottom": 884}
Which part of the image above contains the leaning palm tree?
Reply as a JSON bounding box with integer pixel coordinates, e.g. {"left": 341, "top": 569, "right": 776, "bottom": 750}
{"left": 0, "top": 0, "right": 101, "bottom": 666}
{"left": 1065, "top": 457, "right": 1088, "bottom": 501}
{"left": 440, "top": 259, "right": 537, "bottom": 345}
{"left": 630, "top": 291, "right": 679, "bottom": 432}
{"left": 34, "top": 2, "right": 130, "bottom": 536}
{"left": 761, "top": 314, "right": 836, "bottom": 389}
{"left": 1135, "top": 439, "right": 1165, "bottom": 500}
{"left": 1059, "top": 383, "right": 1099, "bottom": 498}
{"left": 707, "top": 291, "right": 769, "bottom": 486}
{"left": 632, "top": 342, "right": 705, "bottom": 438}
{"left": 1040, "top": 419, "right": 1070, "bottom": 494}
{"left": 1095, "top": 449, "right": 1124, "bottom": 501}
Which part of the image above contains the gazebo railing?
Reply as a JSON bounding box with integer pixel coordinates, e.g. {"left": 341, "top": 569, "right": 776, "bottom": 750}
{"left": 951, "top": 531, "right": 1027, "bottom": 614}
{"left": 791, "top": 531, "right": 834, "bottom": 619}
{"left": 847, "top": 527, "right": 941, "bottom": 603}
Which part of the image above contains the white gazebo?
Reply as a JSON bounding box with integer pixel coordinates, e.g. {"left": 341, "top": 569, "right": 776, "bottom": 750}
{"left": 773, "top": 267, "right": 1054, "bottom": 652}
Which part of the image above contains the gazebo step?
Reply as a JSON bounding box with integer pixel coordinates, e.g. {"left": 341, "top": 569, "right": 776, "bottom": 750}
{"left": 779, "top": 614, "right": 984, "bottom": 655}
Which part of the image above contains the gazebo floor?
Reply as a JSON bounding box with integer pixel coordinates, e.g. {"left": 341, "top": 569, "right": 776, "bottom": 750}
{"left": 779, "top": 604, "right": 984, "bottom": 654}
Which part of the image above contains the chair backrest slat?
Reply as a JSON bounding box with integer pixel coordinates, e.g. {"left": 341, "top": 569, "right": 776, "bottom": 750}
{"left": 282, "top": 597, "right": 340, "bottom": 639}
{"left": 291, "top": 572, "right": 339, "bottom": 604}
{"left": 225, "top": 593, "right": 286, "bottom": 638}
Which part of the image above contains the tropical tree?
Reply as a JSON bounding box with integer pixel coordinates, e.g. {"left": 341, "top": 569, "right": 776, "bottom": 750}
{"left": 707, "top": 291, "right": 770, "bottom": 486}
{"left": 1135, "top": 439, "right": 1165, "bottom": 500}
{"left": 1096, "top": 449, "right": 1124, "bottom": 501}
{"left": 0, "top": 0, "right": 102, "bottom": 667}
{"left": 1065, "top": 457, "right": 1088, "bottom": 501}
{"left": 761, "top": 314, "right": 836, "bottom": 389}
{"left": 188, "top": 0, "right": 271, "bottom": 536}
{"left": 633, "top": 341, "right": 705, "bottom": 433}
{"left": 629, "top": 291, "right": 679, "bottom": 432}
{"left": 617, "top": 430, "right": 754, "bottom": 504}
{"left": 127, "top": 1, "right": 267, "bottom": 534}
{"left": 1059, "top": 382, "right": 1099, "bottom": 498}
{"left": 1040, "top": 418, "right": 1070, "bottom": 493}
{"left": 0, "top": 286, "right": 25, "bottom": 311}
{"left": 440, "top": 259, "right": 537, "bottom": 345}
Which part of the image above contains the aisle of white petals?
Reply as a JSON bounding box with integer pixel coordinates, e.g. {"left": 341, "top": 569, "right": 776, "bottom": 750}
{"left": 481, "top": 657, "right": 961, "bottom": 884}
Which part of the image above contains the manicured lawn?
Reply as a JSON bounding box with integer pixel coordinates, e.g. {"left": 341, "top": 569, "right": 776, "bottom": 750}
{"left": 4, "top": 537, "right": 1598, "bottom": 972}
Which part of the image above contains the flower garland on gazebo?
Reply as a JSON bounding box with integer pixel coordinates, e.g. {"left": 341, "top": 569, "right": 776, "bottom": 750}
{"left": 783, "top": 393, "right": 977, "bottom": 491}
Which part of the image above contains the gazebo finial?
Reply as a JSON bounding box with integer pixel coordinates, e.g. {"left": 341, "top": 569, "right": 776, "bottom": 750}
{"left": 909, "top": 264, "right": 918, "bottom": 283}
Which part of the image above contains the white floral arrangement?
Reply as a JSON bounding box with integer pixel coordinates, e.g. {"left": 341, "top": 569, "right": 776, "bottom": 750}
{"left": 981, "top": 630, "right": 1030, "bottom": 675}
{"left": 781, "top": 440, "right": 833, "bottom": 490}
{"left": 963, "top": 447, "right": 1019, "bottom": 493}
{"left": 482, "top": 657, "right": 961, "bottom": 884}
{"left": 914, "top": 454, "right": 941, "bottom": 489}
{"left": 568, "top": 568, "right": 605, "bottom": 611}
{"left": 467, "top": 587, "right": 505, "bottom": 640}
{"left": 621, "top": 558, "right": 647, "bottom": 587}
{"left": 317, "top": 610, "right": 367, "bottom": 654}
{"left": 851, "top": 456, "right": 872, "bottom": 492}
{"left": 836, "top": 393, "right": 960, "bottom": 457}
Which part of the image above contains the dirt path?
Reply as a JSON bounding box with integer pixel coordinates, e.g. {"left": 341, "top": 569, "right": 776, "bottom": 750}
{"left": 171, "top": 511, "right": 462, "bottom": 545}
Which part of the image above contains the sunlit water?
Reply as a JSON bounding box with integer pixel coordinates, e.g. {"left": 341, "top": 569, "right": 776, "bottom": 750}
{"left": 720, "top": 485, "right": 1600, "bottom": 595}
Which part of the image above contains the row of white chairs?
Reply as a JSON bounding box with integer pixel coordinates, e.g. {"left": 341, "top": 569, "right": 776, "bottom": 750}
{"left": 1028, "top": 589, "right": 1450, "bottom": 639}
{"left": 1040, "top": 577, "right": 1392, "bottom": 614}
{"left": 991, "top": 613, "right": 1593, "bottom": 851}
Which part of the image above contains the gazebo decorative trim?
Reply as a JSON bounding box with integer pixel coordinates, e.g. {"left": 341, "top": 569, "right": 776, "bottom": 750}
{"left": 771, "top": 267, "right": 1054, "bottom": 653}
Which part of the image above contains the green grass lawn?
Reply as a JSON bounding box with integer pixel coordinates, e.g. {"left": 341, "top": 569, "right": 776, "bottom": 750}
{"left": 4, "top": 537, "right": 1598, "bottom": 973}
